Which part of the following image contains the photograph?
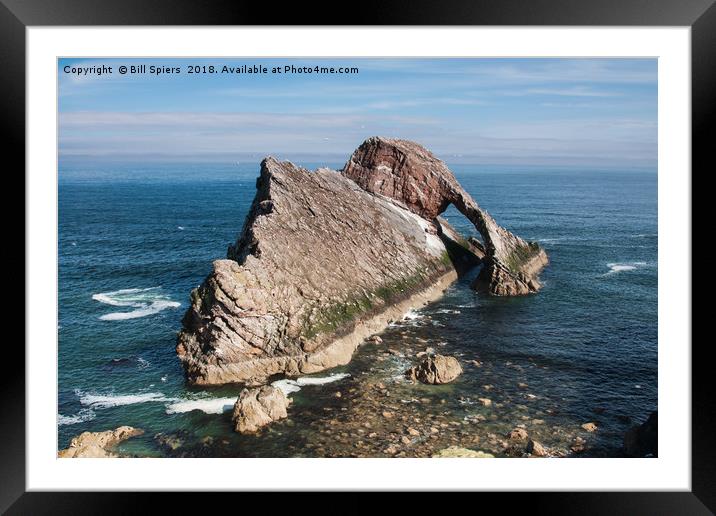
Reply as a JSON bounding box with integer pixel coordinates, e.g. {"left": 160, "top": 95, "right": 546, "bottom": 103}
{"left": 56, "top": 57, "right": 659, "bottom": 460}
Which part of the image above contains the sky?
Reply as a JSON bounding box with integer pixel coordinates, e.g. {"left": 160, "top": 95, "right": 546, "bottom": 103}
{"left": 58, "top": 58, "right": 657, "bottom": 168}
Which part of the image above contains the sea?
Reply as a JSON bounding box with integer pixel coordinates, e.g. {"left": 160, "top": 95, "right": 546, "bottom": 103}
{"left": 58, "top": 161, "right": 657, "bottom": 457}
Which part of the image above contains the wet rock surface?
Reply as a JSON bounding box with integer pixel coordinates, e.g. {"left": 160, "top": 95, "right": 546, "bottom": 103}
{"left": 233, "top": 385, "right": 290, "bottom": 434}
{"left": 405, "top": 354, "right": 463, "bottom": 384}
{"left": 159, "top": 323, "right": 643, "bottom": 459}
{"left": 433, "top": 446, "right": 494, "bottom": 458}
{"left": 58, "top": 426, "right": 144, "bottom": 458}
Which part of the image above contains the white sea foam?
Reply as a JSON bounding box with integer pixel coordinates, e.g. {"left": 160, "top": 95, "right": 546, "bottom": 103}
{"left": 137, "top": 357, "right": 150, "bottom": 369}
{"left": 58, "top": 408, "right": 96, "bottom": 426}
{"left": 272, "top": 373, "right": 350, "bottom": 396}
{"left": 403, "top": 309, "right": 422, "bottom": 321}
{"left": 177, "top": 226, "right": 185, "bottom": 230}
{"left": 92, "top": 287, "right": 158, "bottom": 307}
{"left": 604, "top": 262, "right": 648, "bottom": 275}
{"left": 77, "top": 390, "right": 175, "bottom": 409}
{"left": 165, "top": 397, "right": 236, "bottom": 415}
{"left": 93, "top": 287, "right": 181, "bottom": 320}
{"left": 271, "top": 379, "right": 303, "bottom": 395}
{"left": 295, "top": 373, "right": 350, "bottom": 386}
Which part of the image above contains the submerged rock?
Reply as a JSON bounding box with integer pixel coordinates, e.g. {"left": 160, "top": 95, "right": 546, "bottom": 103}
{"left": 581, "top": 422, "right": 598, "bottom": 432}
{"left": 58, "top": 426, "right": 143, "bottom": 458}
{"left": 177, "top": 137, "right": 545, "bottom": 386}
{"left": 624, "top": 411, "right": 657, "bottom": 457}
{"left": 506, "top": 427, "right": 529, "bottom": 441}
{"left": 154, "top": 432, "right": 184, "bottom": 451}
{"left": 232, "top": 385, "right": 290, "bottom": 434}
{"left": 405, "top": 354, "right": 463, "bottom": 384}
{"left": 570, "top": 436, "right": 587, "bottom": 453}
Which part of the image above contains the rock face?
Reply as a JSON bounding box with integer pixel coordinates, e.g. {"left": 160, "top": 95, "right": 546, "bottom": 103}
{"left": 343, "top": 137, "right": 548, "bottom": 295}
{"left": 624, "top": 411, "right": 658, "bottom": 457}
{"left": 177, "top": 137, "right": 545, "bottom": 386}
{"left": 232, "top": 385, "right": 290, "bottom": 434}
{"left": 58, "top": 426, "right": 143, "bottom": 458}
{"left": 405, "top": 354, "right": 463, "bottom": 384}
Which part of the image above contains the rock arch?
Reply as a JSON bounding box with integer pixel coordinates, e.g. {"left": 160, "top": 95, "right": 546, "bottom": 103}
{"left": 342, "top": 137, "right": 548, "bottom": 295}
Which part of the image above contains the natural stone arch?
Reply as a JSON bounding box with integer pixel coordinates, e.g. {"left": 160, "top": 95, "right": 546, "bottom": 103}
{"left": 342, "top": 137, "right": 548, "bottom": 295}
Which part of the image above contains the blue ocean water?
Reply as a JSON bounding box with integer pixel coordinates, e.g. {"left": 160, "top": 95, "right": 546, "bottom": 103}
{"left": 58, "top": 161, "right": 657, "bottom": 457}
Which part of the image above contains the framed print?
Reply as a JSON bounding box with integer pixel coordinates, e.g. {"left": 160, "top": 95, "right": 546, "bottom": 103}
{"left": 4, "top": 0, "right": 712, "bottom": 512}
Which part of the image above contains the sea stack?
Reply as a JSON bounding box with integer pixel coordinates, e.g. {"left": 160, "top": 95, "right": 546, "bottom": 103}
{"left": 176, "top": 137, "right": 547, "bottom": 386}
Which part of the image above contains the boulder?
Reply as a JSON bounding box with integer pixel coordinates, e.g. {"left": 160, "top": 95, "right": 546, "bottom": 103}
{"left": 405, "top": 354, "right": 463, "bottom": 384}
{"left": 58, "top": 426, "right": 143, "bottom": 458}
{"left": 232, "top": 385, "right": 290, "bottom": 434}
{"left": 581, "top": 422, "right": 598, "bottom": 432}
{"left": 432, "top": 446, "right": 494, "bottom": 458}
{"left": 526, "top": 439, "right": 547, "bottom": 457}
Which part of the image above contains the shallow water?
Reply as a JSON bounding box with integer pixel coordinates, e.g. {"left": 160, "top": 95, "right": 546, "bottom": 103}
{"left": 58, "top": 162, "right": 657, "bottom": 457}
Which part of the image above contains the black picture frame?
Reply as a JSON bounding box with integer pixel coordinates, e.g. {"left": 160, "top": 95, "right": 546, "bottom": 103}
{"left": 3, "top": 0, "right": 711, "bottom": 512}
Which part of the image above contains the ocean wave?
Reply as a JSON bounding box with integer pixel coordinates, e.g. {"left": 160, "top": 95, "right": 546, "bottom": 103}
{"left": 165, "top": 397, "right": 236, "bottom": 415}
{"left": 92, "top": 287, "right": 181, "bottom": 320}
{"left": 403, "top": 309, "right": 422, "bottom": 320}
{"left": 604, "top": 262, "right": 649, "bottom": 275}
{"left": 435, "top": 309, "right": 461, "bottom": 314}
{"left": 76, "top": 389, "right": 175, "bottom": 409}
{"left": 272, "top": 379, "right": 302, "bottom": 395}
{"left": 58, "top": 408, "right": 96, "bottom": 426}
{"left": 272, "top": 372, "right": 350, "bottom": 396}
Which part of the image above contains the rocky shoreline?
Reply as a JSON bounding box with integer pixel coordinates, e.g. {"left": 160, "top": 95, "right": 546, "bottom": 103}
{"left": 58, "top": 426, "right": 143, "bottom": 458}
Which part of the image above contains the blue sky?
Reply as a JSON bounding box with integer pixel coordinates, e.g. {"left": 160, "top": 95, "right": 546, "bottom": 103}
{"left": 58, "top": 58, "right": 657, "bottom": 168}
